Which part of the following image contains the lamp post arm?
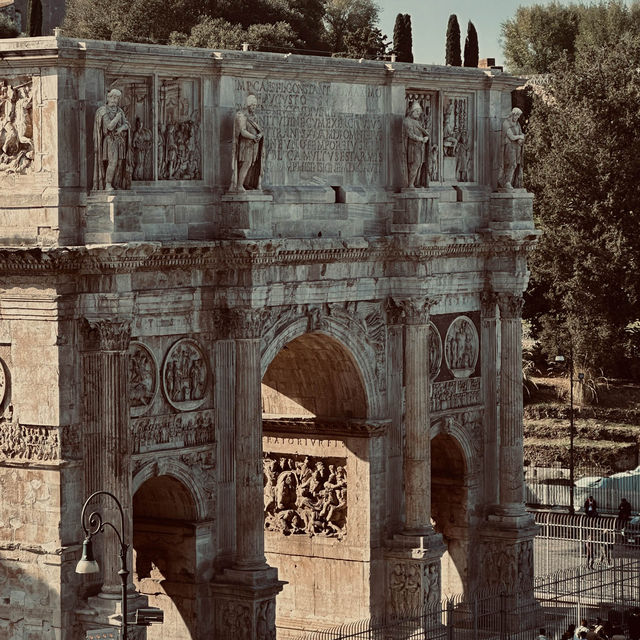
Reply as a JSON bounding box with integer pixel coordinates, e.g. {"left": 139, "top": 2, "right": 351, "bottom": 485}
{"left": 80, "top": 490, "right": 126, "bottom": 543}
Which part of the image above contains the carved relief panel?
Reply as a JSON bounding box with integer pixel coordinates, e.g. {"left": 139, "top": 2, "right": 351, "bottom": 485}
{"left": 129, "top": 341, "right": 158, "bottom": 417}
{"left": 429, "top": 321, "right": 443, "bottom": 381}
{"left": 158, "top": 78, "right": 201, "bottom": 181}
{"left": 263, "top": 453, "right": 347, "bottom": 539}
{"left": 442, "top": 94, "right": 473, "bottom": 182}
{"left": 405, "top": 91, "right": 438, "bottom": 184}
{"left": 161, "top": 338, "right": 209, "bottom": 411}
{"left": 0, "top": 422, "right": 60, "bottom": 462}
{"left": 107, "top": 76, "right": 153, "bottom": 181}
{"left": 0, "top": 77, "right": 33, "bottom": 175}
{"left": 0, "top": 356, "right": 8, "bottom": 409}
{"left": 444, "top": 315, "right": 479, "bottom": 378}
{"left": 388, "top": 560, "right": 440, "bottom": 616}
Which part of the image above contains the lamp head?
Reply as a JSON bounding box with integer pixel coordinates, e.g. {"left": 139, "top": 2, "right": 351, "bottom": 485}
{"left": 76, "top": 537, "right": 100, "bottom": 574}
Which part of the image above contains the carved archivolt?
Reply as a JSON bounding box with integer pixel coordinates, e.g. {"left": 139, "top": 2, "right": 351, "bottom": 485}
{"left": 161, "top": 338, "right": 208, "bottom": 411}
{"left": 0, "top": 78, "right": 33, "bottom": 175}
{"left": 444, "top": 316, "right": 478, "bottom": 378}
{"left": 264, "top": 453, "right": 347, "bottom": 539}
{"left": 129, "top": 341, "right": 158, "bottom": 417}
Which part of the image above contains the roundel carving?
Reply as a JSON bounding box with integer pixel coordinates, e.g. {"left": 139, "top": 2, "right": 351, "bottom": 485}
{"left": 0, "top": 358, "right": 7, "bottom": 407}
{"left": 428, "top": 321, "right": 442, "bottom": 381}
{"left": 129, "top": 341, "right": 158, "bottom": 417}
{"left": 444, "top": 316, "right": 479, "bottom": 379}
{"left": 162, "top": 338, "right": 208, "bottom": 411}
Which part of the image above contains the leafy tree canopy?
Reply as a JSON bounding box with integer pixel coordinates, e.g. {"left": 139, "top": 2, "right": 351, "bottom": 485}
{"left": 0, "top": 13, "right": 20, "bottom": 38}
{"left": 524, "top": 33, "right": 640, "bottom": 375}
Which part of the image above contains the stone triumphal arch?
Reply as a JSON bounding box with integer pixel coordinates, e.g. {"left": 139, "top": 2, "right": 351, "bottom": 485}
{"left": 0, "top": 35, "right": 537, "bottom": 639}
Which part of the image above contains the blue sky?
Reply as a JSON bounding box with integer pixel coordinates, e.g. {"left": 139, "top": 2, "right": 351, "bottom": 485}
{"left": 378, "top": 0, "right": 542, "bottom": 67}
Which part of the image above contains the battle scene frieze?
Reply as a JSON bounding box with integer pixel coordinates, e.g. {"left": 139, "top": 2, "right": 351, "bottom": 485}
{"left": 0, "top": 77, "right": 33, "bottom": 175}
{"left": 431, "top": 377, "right": 481, "bottom": 412}
{"left": 131, "top": 409, "right": 214, "bottom": 453}
{"left": 264, "top": 453, "right": 347, "bottom": 540}
{"left": 0, "top": 421, "right": 59, "bottom": 462}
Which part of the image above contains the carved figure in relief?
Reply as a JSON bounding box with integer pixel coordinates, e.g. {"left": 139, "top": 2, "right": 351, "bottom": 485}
{"left": 93, "top": 89, "right": 132, "bottom": 191}
{"left": 429, "top": 144, "right": 438, "bottom": 182}
{"left": 230, "top": 93, "right": 264, "bottom": 193}
{"left": 443, "top": 102, "right": 458, "bottom": 156}
{"left": 131, "top": 117, "right": 153, "bottom": 181}
{"left": 264, "top": 453, "right": 347, "bottom": 538}
{"left": 445, "top": 316, "right": 479, "bottom": 378}
{"left": 455, "top": 132, "right": 470, "bottom": 181}
{"left": 0, "top": 81, "right": 33, "bottom": 174}
{"left": 498, "top": 107, "right": 525, "bottom": 190}
{"left": 129, "top": 344, "right": 156, "bottom": 410}
{"left": 162, "top": 339, "right": 208, "bottom": 410}
{"left": 402, "top": 101, "right": 430, "bottom": 189}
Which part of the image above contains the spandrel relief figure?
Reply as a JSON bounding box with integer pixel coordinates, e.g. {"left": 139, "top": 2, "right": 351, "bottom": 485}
{"left": 230, "top": 93, "right": 264, "bottom": 193}
{"left": 93, "top": 89, "right": 132, "bottom": 191}
{"left": 498, "top": 107, "right": 525, "bottom": 190}
{"left": 402, "top": 101, "right": 430, "bottom": 189}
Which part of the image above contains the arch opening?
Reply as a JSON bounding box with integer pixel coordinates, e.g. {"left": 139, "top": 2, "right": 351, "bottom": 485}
{"left": 431, "top": 432, "right": 469, "bottom": 598}
{"left": 133, "top": 475, "right": 198, "bottom": 640}
{"left": 262, "top": 332, "right": 367, "bottom": 419}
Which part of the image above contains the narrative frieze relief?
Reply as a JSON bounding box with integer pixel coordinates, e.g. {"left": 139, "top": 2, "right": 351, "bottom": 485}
{"left": 263, "top": 418, "right": 387, "bottom": 439}
{"left": 388, "top": 560, "right": 440, "bottom": 616}
{"left": 442, "top": 94, "right": 473, "bottom": 182}
{"left": 0, "top": 78, "right": 33, "bottom": 175}
{"left": 233, "top": 78, "right": 384, "bottom": 183}
{"left": 162, "top": 338, "right": 209, "bottom": 411}
{"left": 264, "top": 453, "right": 347, "bottom": 539}
{"left": 130, "top": 409, "right": 214, "bottom": 453}
{"left": 129, "top": 341, "right": 157, "bottom": 417}
{"left": 431, "top": 377, "right": 481, "bottom": 412}
{"left": 0, "top": 421, "right": 59, "bottom": 462}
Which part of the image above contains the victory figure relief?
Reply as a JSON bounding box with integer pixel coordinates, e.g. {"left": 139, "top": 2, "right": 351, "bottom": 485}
{"left": 93, "top": 88, "right": 132, "bottom": 191}
{"left": 229, "top": 93, "right": 264, "bottom": 193}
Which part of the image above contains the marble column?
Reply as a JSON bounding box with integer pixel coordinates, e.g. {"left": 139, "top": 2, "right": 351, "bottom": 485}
{"left": 497, "top": 293, "right": 527, "bottom": 515}
{"left": 81, "top": 318, "right": 132, "bottom": 596}
{"left": 481, "top": 291, "right": 499, "bottom": 507}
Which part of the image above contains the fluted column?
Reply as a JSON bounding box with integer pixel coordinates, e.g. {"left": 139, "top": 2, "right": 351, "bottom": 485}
{"left": 481, "top": 291, "right": 499, "bottom": 507}
{"left": 395, "top": 297, "right": 433, "bottom": 533}
{"left": 231, "top": 309, "right": 268, "bottom": 570}
{"left": 497, "top": 294, "right": 526, "bottom": 514}
{"left": 82, "top": 318, "right": 132, "bottom": 595}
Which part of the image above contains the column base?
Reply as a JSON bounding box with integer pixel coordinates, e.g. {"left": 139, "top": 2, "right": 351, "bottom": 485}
{"left": 211, "top": 566, "right": 285, "bottom": 639}
{"left": 76, "top": 590, "right": 148, "bottom": 639}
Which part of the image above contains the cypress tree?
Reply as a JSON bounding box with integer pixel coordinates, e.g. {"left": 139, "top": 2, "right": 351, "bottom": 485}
{"left": 463, "top": 21, "right": 479, "bottom": 67}
{"left": 393, "top": 13, "right": 413, "bottom": 62}
{"left": 26, "top": 0, "right": 42, "bottom": 36}
{"left": 445, "top": 14, "right": 461, "bottom": 66}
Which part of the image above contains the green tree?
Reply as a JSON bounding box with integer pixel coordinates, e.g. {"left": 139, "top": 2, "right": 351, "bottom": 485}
{"left": 27, "top": 0, "right": 42, "bottom": 36}
{"left": 524, "top": 33, "right": 640, "bottom": 375}
{"left": 463, "top": 20, "right": 478, "bottom": 67}
{"left": 324, "top": 0, "right": 382, "bottom": 55}
{"left": 0, "top": 13, "right": 20, "bottom": 38}
{"left": 445, "top": 14, "right": 461, "bottom": 66}
{"left": 393, "top": 13, "right": 413, "bottom": 63}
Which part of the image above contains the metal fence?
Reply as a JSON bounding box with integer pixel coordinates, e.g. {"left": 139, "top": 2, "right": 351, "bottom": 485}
{"left": 532, "top": 511, "right": 640, "bottom": 575}
{"left": 293, "top": 559, "right": 640, "bottom": 640}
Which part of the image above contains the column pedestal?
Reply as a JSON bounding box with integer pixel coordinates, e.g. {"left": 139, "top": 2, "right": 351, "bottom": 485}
{"left": 85, "top": 192, "right": 144, "bottom": 244}
{"left": 220, "top": 193, "right": 273, "bottom": 239}
{"left": 391, "top": 190, "right": 440, "bottom": 234}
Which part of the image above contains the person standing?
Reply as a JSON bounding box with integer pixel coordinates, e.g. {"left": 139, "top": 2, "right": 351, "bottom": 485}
{"left": 618, "top": 497, "right": 632, "bottom": 528}
{"left": 584, "top": 495, "right": 598, "bottom": 518}
{"left": 585, "top": 537, "right": 595, "bottom": 569}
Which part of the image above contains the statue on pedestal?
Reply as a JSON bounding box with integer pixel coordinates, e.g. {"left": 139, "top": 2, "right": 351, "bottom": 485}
{"left": 93, "top": 89, "right": 132, "bottom": 191}
{"left": 230, "top": 93, "right": 264, "bottom": 193}
{"left": 402, "top": 101, "right": 430, "bottom": 189}
{"left": 498, "top": 107, "right": 525, "bottom": 190}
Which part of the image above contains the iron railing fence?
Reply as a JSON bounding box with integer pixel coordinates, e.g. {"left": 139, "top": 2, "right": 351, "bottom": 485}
{"left": 292, "top": 559, "right": 640, "bottom": 640}
{"left": 525, "top": 465, "right": 640, "bottom": 515}
{"left": 532, "top": 511, "right": 640, "bottom": 575}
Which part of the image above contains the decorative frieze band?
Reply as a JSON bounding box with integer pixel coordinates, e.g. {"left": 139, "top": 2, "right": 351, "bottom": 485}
{"left": 431, "top": 377, "right": 481, "bottom": 412}
{"left": 0, "top": 421, "right": 60, "bottom": 462}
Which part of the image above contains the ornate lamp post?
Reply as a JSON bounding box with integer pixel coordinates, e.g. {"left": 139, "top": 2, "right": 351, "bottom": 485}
{"left": 75, "top": 491, "right": 130, "bottom": 639}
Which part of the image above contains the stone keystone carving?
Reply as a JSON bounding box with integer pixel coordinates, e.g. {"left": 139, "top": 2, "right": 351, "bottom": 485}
{"left": 0, "top": 78, "right": 33, "bottom": 174}
{"left": 497, "top": 107, "right": 525, "bottom": 191}
{"left": 264, "top": 453, "right": 347, "bottom": 539}
{"left": 444, "top": 316, "right": 479, "bottom": 378}
{"left": 229, "top": 93, "right": 264, "bottom": 193}
{"left": 161, "top": 338, "right": 208, "bottom": 411}
{"left": 402, "top": 101, "right": 430, "bottom": 189}
{"left": 93, "top": 88, "right": 132, "bottom": 191}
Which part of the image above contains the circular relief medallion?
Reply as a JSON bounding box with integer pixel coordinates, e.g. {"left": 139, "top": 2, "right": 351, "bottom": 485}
{"left": 429, "top": 321, "right": 443, "bottom": 382}
{"left": 444, "top": 316, "right": 479, "bottom": 379}
{"left": 129, "top": 342, "right": 158, "bottom": 417}
{"left": 0, "top": 358, "right": 7, "bottom": 408}
{"left": 162, "top": 338, "right": 209, "bottom": 411}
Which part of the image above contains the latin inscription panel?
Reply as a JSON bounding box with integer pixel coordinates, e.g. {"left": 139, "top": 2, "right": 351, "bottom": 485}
{"left": 233, "top": 78, "right": 386, "bottom": 186}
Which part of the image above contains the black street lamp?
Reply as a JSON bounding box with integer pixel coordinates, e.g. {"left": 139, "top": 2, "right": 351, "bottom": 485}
{"left": 76, "top": 491, "right": 130, "bottom": 639}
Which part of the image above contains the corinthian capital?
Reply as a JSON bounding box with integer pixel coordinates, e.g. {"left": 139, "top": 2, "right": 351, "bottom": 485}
{"left": 229, "top": 307, "right": 265, "bottom": 339}
{"left": 480, "top": 290, "right": 498, "bottom": 318}
{"left": 392, "top": 296, "right": 435, "bottom": 325}
{"left": 83, "top": 318, "right": 132, "bottom": 351}
{"left": 497, "top": 294, "right": 525, "bottom": 320}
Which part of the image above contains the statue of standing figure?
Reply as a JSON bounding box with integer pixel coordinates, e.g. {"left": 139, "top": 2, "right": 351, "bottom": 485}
{"left": 498, "top": 107, "right": 525, "bottom": 190}
{"left": 402, "top": 101, "right": 430, "bottom": 189}
{"left": 93, "top": 88, "right": 132, "bottom": 191}
{"left": 230, "top": 93, "right": 264, "bottom": 193}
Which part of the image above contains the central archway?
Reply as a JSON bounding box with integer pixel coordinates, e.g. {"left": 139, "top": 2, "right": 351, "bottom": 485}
{"left": 133, "top": 475, "right": 198, "bottom": 640}
{"left": 261, "top": 330, "right": 378, "bottom": 636}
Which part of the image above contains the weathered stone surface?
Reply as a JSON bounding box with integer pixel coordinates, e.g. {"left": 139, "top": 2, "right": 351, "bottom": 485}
{"left": 0, "top": 37, "right": 538, "bottom": 640}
